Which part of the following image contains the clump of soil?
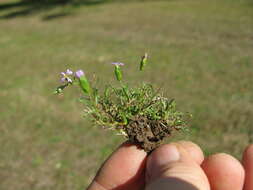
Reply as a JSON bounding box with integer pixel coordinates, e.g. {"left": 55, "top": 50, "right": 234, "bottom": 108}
{"left": 125, "top": 116, "right": 173, "bottom": 153}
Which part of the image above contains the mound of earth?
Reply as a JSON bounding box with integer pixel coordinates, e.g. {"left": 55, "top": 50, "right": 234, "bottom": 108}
{"left": 125, "top": 116, "right": 173, "bottom": 153}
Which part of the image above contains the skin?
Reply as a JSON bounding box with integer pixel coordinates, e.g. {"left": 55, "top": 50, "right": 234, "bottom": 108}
{"left": 242, "top": 145, "right": 253, "bottom": 190}
{"left": 87, "top": 141, "right": 253, "bottom": 190}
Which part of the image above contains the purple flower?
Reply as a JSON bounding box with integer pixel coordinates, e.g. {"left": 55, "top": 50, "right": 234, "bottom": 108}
{"left": 61, "top": 77, "right": 66, "bottom": 83}
{"left": 60, "top": 72, "right": 65, "bottom": 77}
{"left": 61, "top": 69, "right": 73, "bottom": 76}
{"left": 112, "top": 62, "right": 124, "bottom": 66}
{"left": 66, "top": 78, "right": 72, "bottom": 83}
{"left": 60, "top": 76, "right": 72, "bottom": 83}
{"left": 75, "top": 70, "right": 85, "bottom": 79}
{"left": 60, "top": 69, "right": 73, "bottom": 83}
{"left": 66, "top": 69, "right": 73, "bottom": 75}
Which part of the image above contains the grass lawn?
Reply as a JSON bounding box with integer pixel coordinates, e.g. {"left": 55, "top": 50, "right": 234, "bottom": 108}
{"left": 0, "top": 0, "right": 253, "bottom": 189}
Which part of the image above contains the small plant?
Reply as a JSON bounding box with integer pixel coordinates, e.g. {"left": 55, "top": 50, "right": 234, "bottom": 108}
{"left": 54, "top": 54, "right": 190, "bottom": 153}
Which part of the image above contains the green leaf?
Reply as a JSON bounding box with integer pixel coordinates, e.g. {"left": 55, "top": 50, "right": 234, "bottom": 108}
{"left": 93, "top": 88, "right": 98, "bottom": 105}
{"left": 79, "top": 76, "right": 91, "bottom": 95}
{"left": 114, "top": 65, "right": 122, "bottom": 81}
{"left": 140, "top": 53, "right": 148, "bottom": 71}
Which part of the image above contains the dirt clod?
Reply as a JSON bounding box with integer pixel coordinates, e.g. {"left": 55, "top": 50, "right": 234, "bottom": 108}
{"left": 125, "top": 116, "right": 173, "bottom": 153}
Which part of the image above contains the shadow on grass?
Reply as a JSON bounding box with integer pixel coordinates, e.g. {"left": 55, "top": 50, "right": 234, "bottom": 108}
{"left": 0, "top": 0, "right": 110, "bottom": 20}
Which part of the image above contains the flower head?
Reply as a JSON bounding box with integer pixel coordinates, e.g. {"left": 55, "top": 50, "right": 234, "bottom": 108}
{"left": 60, "top": 69, "right": 73, "bottom": 84}
{"left": 75, "top": 69, "right": 90, "bottom": 94}
{"left": 75, "top": 70, "right": 85, "bottom": 79}
{"left": 112, "top": 63, "right": 124, "bottom": 81}
{"left": 112, "top": 62, "right": 124, "bottom": 66}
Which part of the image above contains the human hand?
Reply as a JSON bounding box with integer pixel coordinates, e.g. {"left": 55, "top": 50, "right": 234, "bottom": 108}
{"left": 87, "top": 141, "right": 253, "bottom": 190}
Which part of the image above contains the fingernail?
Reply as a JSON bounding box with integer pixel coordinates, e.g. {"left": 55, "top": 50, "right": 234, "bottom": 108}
{"left": 147, "top": 145, "right": 180, "bottom": 180}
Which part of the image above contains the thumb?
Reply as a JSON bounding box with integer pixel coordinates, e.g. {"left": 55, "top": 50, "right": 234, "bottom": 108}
{"left": 146, "top": 144, "right": 210, "bottom": 190}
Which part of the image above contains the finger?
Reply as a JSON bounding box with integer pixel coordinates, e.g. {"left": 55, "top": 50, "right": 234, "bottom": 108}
{"left": 146, "top": 141, "right": 205, "bottom": 182}
{"left": 87, "top": 142, "right": 147, "bottom": 190}
{"left": 146, "top": 143, "right": 210, "bottom": 190}
{"left": 201, "top": 153, "right": 245, "bottom": 190}
{"left": 242, "top": 144, "right": 253, "bottom": 190}
{"left": 172, "top": 141, "right": 204, "bottom": 165}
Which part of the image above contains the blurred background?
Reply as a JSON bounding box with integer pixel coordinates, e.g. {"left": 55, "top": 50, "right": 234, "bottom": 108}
{"left": 0, "top": 0, "right": 252, "bottom": 189}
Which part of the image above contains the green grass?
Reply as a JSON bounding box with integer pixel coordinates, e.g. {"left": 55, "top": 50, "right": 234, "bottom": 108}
{"left": 0, "top": 0, "right": 253, "bottom": 189}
